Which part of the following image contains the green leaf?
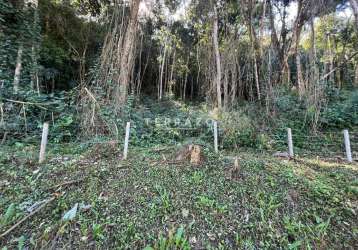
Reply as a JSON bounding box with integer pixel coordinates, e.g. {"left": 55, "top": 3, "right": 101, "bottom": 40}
{"left": 175, "top": 226, "right": 184, "bottom": 246}
{"left": 288, "top": 240, "right": 302, "bottom": 250}
{"left": 17, "top": 236, "right": 26, "bottom": 250}
{"left": 1, "top": 203, "right": 16, "bottom": 226}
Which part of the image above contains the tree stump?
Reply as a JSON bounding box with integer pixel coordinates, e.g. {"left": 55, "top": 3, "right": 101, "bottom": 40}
{"left": 175, "top": 144, "right": 204, "bottom": 165}
{"left": 190, "top": 145, "right": 203, "bottom": 165}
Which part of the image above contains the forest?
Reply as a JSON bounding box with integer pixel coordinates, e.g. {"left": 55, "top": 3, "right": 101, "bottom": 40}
{"left": 0, "top": 0, "right": 357, "bottom": 249}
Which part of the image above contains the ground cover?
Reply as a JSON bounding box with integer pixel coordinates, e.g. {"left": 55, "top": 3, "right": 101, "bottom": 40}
{"left": 0, "top": 142, "right": 357, "bottom": 249}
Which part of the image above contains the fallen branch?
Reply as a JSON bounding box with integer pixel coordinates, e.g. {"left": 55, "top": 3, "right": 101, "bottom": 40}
{"left": 151, "top": 145, "right": 177, "bottom": 152}
{"left": 84, "top": 87, "right": 98, "bottom": 104}
{"left": 0, "top": 196, "right": 57, "bottom": 238}
{"left": 1, "top": 132, "right": 7, "bottom": 145}
{"left": 1, "top": 98, "right": 49, "bottom": 110}
{"left": 320, "top": 51, "right": 358, "bottom": 81}
{"left": 48, "top": 178, "right": 85, "bottom": 191}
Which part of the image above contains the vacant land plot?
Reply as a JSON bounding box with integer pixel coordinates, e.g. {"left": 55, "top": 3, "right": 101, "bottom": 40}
{"left": 0, "top": 143, "right": 357, "bottom": 249}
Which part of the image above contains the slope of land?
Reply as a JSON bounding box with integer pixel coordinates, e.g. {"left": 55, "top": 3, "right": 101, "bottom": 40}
{"left": 0, "top": 142, "right": 357, "bottom": 249}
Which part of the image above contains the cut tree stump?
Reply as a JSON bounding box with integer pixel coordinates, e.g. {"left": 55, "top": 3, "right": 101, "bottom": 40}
{"left": 230, "top": 157, "right": 241, "bottom": 180}
{"left": 190, "top": 145, "right": 203, "bottom": 165}
{"left": 175, "top": 144, "right": 204, "bottom": 165}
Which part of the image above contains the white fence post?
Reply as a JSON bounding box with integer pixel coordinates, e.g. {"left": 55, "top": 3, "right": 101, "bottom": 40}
{"left": 287, "top": 128, "right": 294, "bottom": 158}
{"left": 213, "top": 120, "right": 218, "bottom": 153}
{"left": 123, "top": 122, "right": 131, "bottom": 160}
{"left": 343, "top": 129, "right": 352, "bottom": 163}
{"left": 39, "top": 122, "right": 49, "bottom": 163}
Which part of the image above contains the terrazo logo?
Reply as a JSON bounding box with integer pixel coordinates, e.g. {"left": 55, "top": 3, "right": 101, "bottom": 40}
{"left": 143, "top": 117, "right": 216, "bottom": 130}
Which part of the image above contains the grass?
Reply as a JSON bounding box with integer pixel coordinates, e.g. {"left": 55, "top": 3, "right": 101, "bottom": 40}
{"left": 0, "top": 142, "right": 357, "bottom": 249}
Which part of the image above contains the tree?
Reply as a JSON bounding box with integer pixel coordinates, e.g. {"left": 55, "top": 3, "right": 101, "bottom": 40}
{"left": 213, "top": 5, "right": 222, "bottom": 109}
{"left": 350, "top": 0, "right": 358, "bottom": 86}
{"left": 12, "top": 0, "right": 25, "bottom": 94}
{"left": 30, "top": 0, "right": 40, "bottom": 93}
{"left": 351, "top": 0, "right": 358, "bottom": 30}
{"left": 115, "top": 0, "right": 141, "bottom": 107}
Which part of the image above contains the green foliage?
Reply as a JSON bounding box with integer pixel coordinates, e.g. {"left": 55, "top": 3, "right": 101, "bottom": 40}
{"left": 320, "top": 90, "right": 358, "bottom": 128}
{"left": 37, "top": 0, "right": 103, "bottom": 90}
{"left": 0, "top": 203, "right": 16, "bottom": 227}
{"left": 0, "top": 0, "right": 38, "bottom": 87}
{"left": 0, "top": 90, "right": 76, "bottom": 144}
{"left": 92, "top": 223, "right": 105, "bottom": 241}
{"left": 17, "top": 236, "right": 26, "bottom": 250}
{"left": 147, "top": 226, "right": 191, "bottom": 250}
{"left": 220, "top": 111, "right": 257, "bottom": 148}
{"left": 154, "top": 185, "right": 171, "bottom": 214}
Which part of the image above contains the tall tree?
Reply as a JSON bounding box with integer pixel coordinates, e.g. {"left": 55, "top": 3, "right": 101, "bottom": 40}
{"left": 30, "top": 0, "right": 40, "bottom": 93}
{"left": 115, "top": 0, "right": 141, "bottom": 107}
{"left": 292, "top": 0, "right": 306, "bottom": 96}
{"left": 12, "top": 0, "right": 25, "bottom": 94}
{"left": 351, "top": 0, "right": 358, "bottom": 30}
{"left": 350, "top": 0, "right": 358, "bottom": 86}
{"left": 213, "top": 5, "right": 222, "bottom": 109}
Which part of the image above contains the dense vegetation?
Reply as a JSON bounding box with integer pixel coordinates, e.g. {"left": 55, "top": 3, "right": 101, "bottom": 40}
{"left": 0, "top": 0, "right": 357, "bottom": 249}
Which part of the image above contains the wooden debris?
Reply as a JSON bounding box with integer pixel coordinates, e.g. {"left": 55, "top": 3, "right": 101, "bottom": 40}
{"left": 152, "top": 145, "right": 177, "bottom": 152}
{"left": 175, "top": 144, "right": 204, "bottom": 165}
{"left": 230, "top": 157, "right": 241, "bottom": 180}
{"left": 273, "top": 151, "right": 290, "bottom": 159}
{"left": 1, "top": 132, "right": 7, "bottom": 145}
{"left": 234, "top": 157, "right": 240, "bottom": 168}
{"left": 175, "top": 144, "right": 194, "bottom": 161}
{"left": 190, "top": 145, "right": 203, "bottom": 165}
{"left": 48, "top": 178, "right": 84, "bottom": 191}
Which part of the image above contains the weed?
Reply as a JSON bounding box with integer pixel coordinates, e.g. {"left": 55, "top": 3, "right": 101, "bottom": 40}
{"left": 191, "top": 171, "right": 204, "bottom": 185}
{"left": 92, "top": 223, "right": 105, "bottom": 241}
{"left": 153, "top": 185, "right": 171, "bottom": 214}
{"left": 196, "top": 195, "right": 215, "bottom": 209}
{"left": 146, "top": 226, "right": 190, "bottom": 250}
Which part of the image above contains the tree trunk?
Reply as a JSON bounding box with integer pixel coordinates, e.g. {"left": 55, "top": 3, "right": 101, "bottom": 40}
{"left": 13, "top": 0, "right": 27, "bottom": 94}
{"left": 231, "top": 69, "right": 237, "bottom": 107}
{"left": 158, "top": 45, "right": 167, "bottom": 100}
{"left": 268, "top": 0, "right": 281, "bottom": 84}
{"left": 213, "top": 7, "right": 222, "bottom": 109}
{"left": 30, "top": 0, "right": 39, "bottom": 94}
{"left": 355, "top": 64, "right": 358, "bottom": 87}
{"left": 245, "top": 1, "right": 261, "bottom": 101}
{"left": 350, "top": 0, "right": 358, "bottom": 31}
{"left": 196, "top": 45, "right": 202, "bottom": 99}
{"left": 327, "top": 34, "right": 335, "bottom": 85}
{"left": 115, "top": 0, "right": 141, "bottom": 108}
{"left": 223, "top": 69, "right": 228, "bottom": 109}
{"left": 309, "top": 17, "right": 318, "bottom": 90}
{"left": 266, "top": 48, "right": 274, "bottom": 115}
{"left": 169, "top": 49, "right": 176, "bottom": 96}
{"left": 295, "top": 37, "right": 304, "bottom": 95}
{"left": 350, "top": 0, "right": 358, "bottom": 87}
{"left": 249, "top": 24, "right": 261, "bottom": 101}
{"left": 293, "top": 1, "right": 304, "bottom": 96}
{"left": 13, "top": 44, "right": 23, "bottom": 94}
{"left": 183, "top": 73, "right": 188, "bottom": 101}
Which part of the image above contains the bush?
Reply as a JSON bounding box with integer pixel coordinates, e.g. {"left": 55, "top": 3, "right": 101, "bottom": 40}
{"left": 220, "top": 111, "right": 258, "bottom": 148}
{"left": 320, "top": 90, "right": 358, "bottom": 128}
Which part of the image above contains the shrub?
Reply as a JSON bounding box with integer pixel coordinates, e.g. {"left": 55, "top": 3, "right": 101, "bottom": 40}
{"left": 320, "top": 90, "right": 358, "bottom": 128}
{"left": 220, "top": 111, "right": 257, "bottom": 148}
